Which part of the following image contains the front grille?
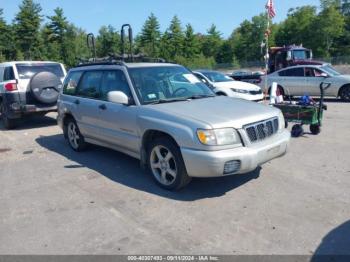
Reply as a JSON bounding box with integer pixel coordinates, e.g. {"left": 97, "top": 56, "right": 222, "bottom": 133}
{"left": 249, "top": 90, "right": 263, "bottom": 95}
{"left": 244, "top": 117, "right": 279, "bottom": 143}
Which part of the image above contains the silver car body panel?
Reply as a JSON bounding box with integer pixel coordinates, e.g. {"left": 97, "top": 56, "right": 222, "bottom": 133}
{"left": 261, "top": 64, "right": 349, "bottom": 97}
{"left": 58, "top": 63, "right": 290, "bottom": 178}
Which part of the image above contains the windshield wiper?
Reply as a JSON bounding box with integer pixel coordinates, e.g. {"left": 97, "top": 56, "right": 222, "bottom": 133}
{"left": 187, "top": 94, "right": 216, "bottom": 100}
{"left": 146, "top": 98, "right": 189, "bottom": 105}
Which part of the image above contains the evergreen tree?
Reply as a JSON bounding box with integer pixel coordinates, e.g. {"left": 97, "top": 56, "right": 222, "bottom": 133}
{"left": 161, "top": 16, "right": 184, "bottom": 60}
{"left": 182, "top": 24, "right": 200, "bottom": 58}
{"left": 139, "top": 13, "right": 161, "bottom": 57}
{"left": 202, "top": 24, "right": 222, "bottom": 58}
{"left": 13, "top": 0, "right": 43, "bottom": 59}
{"left": 44, "top": 8, "right": 71, "bottom": 64}
{"left": 216, "top": 40, "right": 234, "bottom": 64}
{"left": 96, "top": 25, "right": 121, "bottom": 57}
{"left": 0, "top": 9, "right": 9, "bottom": 61}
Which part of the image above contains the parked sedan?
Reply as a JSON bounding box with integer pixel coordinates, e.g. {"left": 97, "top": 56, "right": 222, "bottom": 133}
{"left": 193, "top": 70, "right": 264, "bottom": 101}
{"left": 261, "top": 64, "right": 350, "bottom": 101}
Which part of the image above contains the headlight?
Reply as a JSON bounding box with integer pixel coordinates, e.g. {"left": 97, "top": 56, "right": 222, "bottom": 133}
{"left": 231, "top": 88, "right": 249, "bottom": 94}
{"left": 278, "top": 111, "right": 285, "bottom": 130}
{"left": 197, "top": 128, "right": 241, "bottom": 145}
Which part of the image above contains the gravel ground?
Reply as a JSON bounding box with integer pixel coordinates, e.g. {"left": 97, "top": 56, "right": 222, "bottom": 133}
{"left": 0, "top": 100, "right": 349, "bottom": 255}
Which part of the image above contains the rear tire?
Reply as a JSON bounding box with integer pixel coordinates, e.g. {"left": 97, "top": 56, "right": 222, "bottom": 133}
{"left": 147, "top": 137, "right": 191, "bottom": 190}
{"left": 310, "top": 124, "right": 321, "bottom": 135}
{"left": 340, "top": 85, "right": 350, "bottom": 102}
{"left": 0, "top": 101, "right": 16, "bottom": 130}
{"left": 64, "top": 118, "right": 87, "bottom": 151}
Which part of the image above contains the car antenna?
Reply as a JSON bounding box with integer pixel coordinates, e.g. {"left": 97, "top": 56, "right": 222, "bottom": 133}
{"left": 121, "top": 24, "right": 133, "bottom": 62}
{"left": 87, "top": 33, "right": 97, "bottom": 62}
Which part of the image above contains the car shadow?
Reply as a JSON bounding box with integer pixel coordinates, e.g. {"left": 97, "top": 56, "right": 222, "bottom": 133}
{"left": 0, "top": 114, "right": 57, "bottom": 131}
{"left": 36, "top": 134, "right": 261, "bottom": 201}
{"left": 311, "top": 220, "right": 350, "bottom": 262}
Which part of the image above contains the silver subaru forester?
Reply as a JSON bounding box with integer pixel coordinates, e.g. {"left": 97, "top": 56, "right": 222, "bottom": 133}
{"left": 57, "top": 61, "right": 290, "bottom": 190}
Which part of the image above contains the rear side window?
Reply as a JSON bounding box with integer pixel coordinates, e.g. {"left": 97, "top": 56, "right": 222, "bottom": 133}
{"left": 76, "top": 71, "right": 103, "bottom": 99}
{"left": 63, "top": 71, "right": 83, "bottom": 95}
{"left": 279, "top": 68, "right": 304, "bottom": 77}
{"left": 100, "top": 70, "right": 131, "bottom": 101}
{"left": 16, "top": 63, "right": 64, "bottom": 79}
{"left": 3, "top": 67, "right": 15, "bottom": 81}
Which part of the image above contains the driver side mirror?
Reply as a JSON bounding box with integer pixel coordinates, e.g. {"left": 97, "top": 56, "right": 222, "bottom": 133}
{"left": 320, "top": 72, "right": 329, "bottom": 78}
{"left": 108, "top": 91, "right": 130, "bottom": 105}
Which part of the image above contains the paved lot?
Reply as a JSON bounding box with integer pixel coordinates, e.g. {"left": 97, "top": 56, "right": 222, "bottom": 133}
{"left": 0, "top": 100, "right": 349, "bottom": 255}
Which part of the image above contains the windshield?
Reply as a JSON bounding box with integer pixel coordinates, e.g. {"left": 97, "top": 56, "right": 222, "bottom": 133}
{"left": 293, "top": 50, "right": 311, "bottom": 60}
{"left": 16, "top": 63, "right": 65, "bottom": 79}
{"left": 321, "top": 65, "right": 341, "bottom": 76}
{"left": 202, "top": 71, "right": 233, "bottom": 83}
{"left": 128, "top": 66, "right": 215, "bottom": 105}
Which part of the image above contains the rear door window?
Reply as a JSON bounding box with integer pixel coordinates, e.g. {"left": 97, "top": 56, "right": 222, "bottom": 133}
{"left": 63, "top": 71, "right": 83, "bottom": 95}
{"left": 76, "top": 71, "right": 103, "bottom": 99}
{"left": 16, "top": 63, "right": 64, "bottom": 79}
{"left": 279, "top": 68, "right": 304, "bottom": 77}
{"left": 3, "top": 67, "right": 15, "bottom": 81}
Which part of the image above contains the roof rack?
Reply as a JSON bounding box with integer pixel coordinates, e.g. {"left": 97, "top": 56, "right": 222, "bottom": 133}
{"left": 76, "top": 25, "right": 167, "bottom": 67}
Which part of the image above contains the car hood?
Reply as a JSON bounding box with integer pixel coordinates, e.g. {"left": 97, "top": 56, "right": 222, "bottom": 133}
{"left": 149, "top": 96, "right": 279, "bottom": 129}
{"left": 213, "top": 81, "right": 261, "bottom": 91}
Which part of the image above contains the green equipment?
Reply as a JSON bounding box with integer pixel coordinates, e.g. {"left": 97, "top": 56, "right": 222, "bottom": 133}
{"left": 273, "top": 82, "right": 330, "bottom": 137}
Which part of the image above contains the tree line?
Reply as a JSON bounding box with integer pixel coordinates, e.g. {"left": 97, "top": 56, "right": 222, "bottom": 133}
{"left": 0, "top": 0, "right": 349, "bottom": 69}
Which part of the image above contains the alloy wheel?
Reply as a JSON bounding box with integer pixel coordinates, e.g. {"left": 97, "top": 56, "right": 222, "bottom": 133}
{"left": 67, "top": 122, "right": 80, "bottom": 150}
{"left": 150, "top": 145, "right": 178, "bottom": 186}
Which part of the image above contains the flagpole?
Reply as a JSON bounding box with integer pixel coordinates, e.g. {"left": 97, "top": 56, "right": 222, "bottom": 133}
{"left": 265, "top": 6, "right": 270, "bottom": 102}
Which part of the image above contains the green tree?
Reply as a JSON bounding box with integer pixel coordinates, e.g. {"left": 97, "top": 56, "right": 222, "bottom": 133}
{"left": 202, "top": 24, "right": 222, "bottom": 58}
{"left": 160, "top": 16, "right": 184, "bottom": 60}
{"left": 310, "top": 5, "right": 345, "bottom": 57}
{"left": 43, "top": 7, "right": 72, "bottom": 64}
{"left": 216, "top": 40, "right": 235, "bottom": 64}
{"left": 275, "top": 6, "right": 317, "bottom": 48}
{"left": 96, "top": 25, "right": 121, "bottom": 57}
{"left": 231, "top": 14, "right": 272, "bottom": 63}
{"left": 139, "top": 13, "right": 161, "bottom": 57}
{"left": 342, "top": 0, "right": 350, "bottom": 14}
{"left": 182, "top": 24, "right": 200, "bottom": 58}
{"left": 320, "top": 0, "right": 341, "bottom": 9}
{"left": 0, "top": 9, "right": 10, "bottom": 61}
{"left": 13, "top": 0, "right": 43, "bottom": 59}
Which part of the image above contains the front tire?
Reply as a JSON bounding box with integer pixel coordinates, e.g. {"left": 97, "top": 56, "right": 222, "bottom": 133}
{"left": 147, "top": 137, "right": 191, "bottom": 190}
{"left": 65, "top": 118, "right": 87, "bottom": 151}
{"left": 291, "top": 124, "right": 304, "bottom": 138}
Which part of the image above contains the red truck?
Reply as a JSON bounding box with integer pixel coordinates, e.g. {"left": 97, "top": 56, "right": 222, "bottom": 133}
{"left": 268, "top": 45, "right": 323, "bottom": 73}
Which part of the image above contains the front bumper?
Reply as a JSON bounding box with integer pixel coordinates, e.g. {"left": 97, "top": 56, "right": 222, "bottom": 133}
{"left": 181, "top": 129, "right": 290, "bottom": 178}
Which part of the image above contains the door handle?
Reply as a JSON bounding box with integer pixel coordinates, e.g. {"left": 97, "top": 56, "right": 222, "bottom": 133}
{"left": 74, "top": 99, "right": 80, "bottom": 105}
{"left": 99, "top": 104, "right": 107, "bottom": 110}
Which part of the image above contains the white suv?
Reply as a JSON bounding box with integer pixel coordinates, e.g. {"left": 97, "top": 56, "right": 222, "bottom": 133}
{"left": 0, "top": 61, "right": 66, "bottom": 129}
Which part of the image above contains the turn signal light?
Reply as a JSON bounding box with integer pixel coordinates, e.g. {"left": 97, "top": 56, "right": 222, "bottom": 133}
{"left": 5, "top": 83, "right": 18, "bottom": 91}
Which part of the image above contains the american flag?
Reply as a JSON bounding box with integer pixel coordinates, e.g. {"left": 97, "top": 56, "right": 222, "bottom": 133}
{"left": 266, "top": 0, "right": 276, "bottom": 18}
